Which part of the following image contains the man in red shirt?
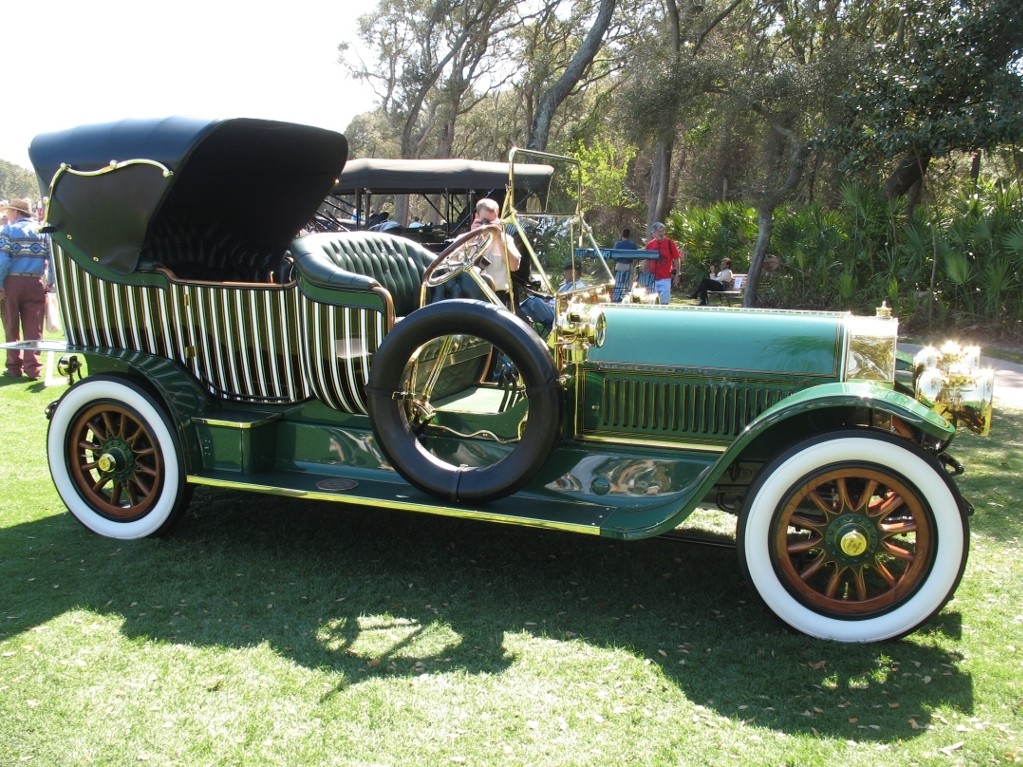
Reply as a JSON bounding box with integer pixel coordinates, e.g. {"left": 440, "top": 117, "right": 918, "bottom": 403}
{"left": 645, "top": 222, "right": 682, "bottom": 305}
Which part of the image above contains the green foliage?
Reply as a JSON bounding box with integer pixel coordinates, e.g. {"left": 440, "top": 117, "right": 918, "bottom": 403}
{"left": 576, "top": 140, "right": 635, "bottom": 206}
{"left": 344, "top": 111, "right": 401, "bottom": 159}
{"left": 832, "top": 0, "right": 1023, "bottom": 171}
{"left": 667, "top": 175, "right": 1023, "bottom": 339}
{"left": 666, "top": 203, "right": 758, "bottom": 288}
{"left": 335, "top": 0, "right": 1022, "bottom": 337}
{"left": 669, "top": 203, "right": 757, "bottom": 268}
{"left": 575, "top": 136, "right": 642, "bottom": 240}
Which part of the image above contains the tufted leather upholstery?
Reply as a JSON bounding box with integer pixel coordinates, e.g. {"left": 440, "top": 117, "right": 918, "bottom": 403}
{"left": 141, "top": 215, "right": 283, "bottom": 282}
{"left": 290, "top": 231, "right": 437, "bottom": 319}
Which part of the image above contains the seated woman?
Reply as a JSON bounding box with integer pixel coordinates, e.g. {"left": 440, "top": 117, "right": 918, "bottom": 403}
{"left": 691, "top": 258, "right": 734, "bottom": 305}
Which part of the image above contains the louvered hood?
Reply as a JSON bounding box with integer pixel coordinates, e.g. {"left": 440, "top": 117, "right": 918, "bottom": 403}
{"left": 577, "top": 305, "right": 853, "bottom": 445}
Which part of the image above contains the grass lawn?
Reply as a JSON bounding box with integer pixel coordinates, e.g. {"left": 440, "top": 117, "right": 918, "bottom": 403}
{"left": 1, "top": 358, "right": 1020, "bottom": 766}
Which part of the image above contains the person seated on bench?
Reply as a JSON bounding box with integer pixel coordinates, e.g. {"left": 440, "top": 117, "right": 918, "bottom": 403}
{"left": 691, "top": 258, "right": 734, "bottom": 305}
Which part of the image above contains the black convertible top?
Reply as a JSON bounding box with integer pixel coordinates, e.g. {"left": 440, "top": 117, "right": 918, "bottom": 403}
{"left": 30, "top": 117, "right": 348, "bottom": 273}
{"left": 335, "top": 157, "right": 553, "bottom": 196}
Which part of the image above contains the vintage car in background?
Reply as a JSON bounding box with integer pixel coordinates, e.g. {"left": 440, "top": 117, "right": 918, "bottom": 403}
{"left": 315, "top": 156, "right": 555, "bottom": 252}
{"left": 8, "top": 116, "right": 994, "bottom": 643}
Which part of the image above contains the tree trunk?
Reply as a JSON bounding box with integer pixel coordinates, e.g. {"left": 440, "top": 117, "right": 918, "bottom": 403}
{"left": 646, "top": 138, "right": 673, "bottom": 228}
{"left": 743, "top": 133, "right": 811, "bottom": 307}
{"left": 970, "top": 150, "right": 982, "bottom": 186}
{"left": 527, "top": 0, "right": 617, "bottom": 150}
{"left": 644, "top": 0, "right": 683, "bottom": 229}
{"left": 884, "top": 151, "right": 931, "bottom": 201}
{"left": 745, "top": 206, "right": 776, "bottom": 307}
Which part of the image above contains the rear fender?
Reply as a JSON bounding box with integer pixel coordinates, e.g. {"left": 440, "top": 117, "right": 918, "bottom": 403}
{"left": 48, "top": 348, "right": 212, "bottom": 473}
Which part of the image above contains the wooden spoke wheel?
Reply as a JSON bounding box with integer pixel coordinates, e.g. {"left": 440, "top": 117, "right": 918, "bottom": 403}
{"left": 67, "top": 401, "right": 164, "bottom": 521}
{"left": 48, "top": 376, "right": 191, "bottom": 539}
{"left": 739, "top": 431, "right": 968, "bottom": 642}
{"left": 771, "top": 466, "right": 933, "bottom": 617}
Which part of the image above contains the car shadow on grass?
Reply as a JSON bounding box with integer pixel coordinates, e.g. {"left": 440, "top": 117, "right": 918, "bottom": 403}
{"left": 1, "top": 485, "right": 976, "bottom": 744}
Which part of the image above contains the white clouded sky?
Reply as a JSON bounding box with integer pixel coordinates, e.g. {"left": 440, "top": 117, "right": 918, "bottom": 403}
{"left": 2, "top": 0, "right": 378, "bottom": 170}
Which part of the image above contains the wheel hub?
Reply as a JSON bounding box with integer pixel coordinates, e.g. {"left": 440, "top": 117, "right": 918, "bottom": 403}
{"left": 839, "top": 529, "right": 868, "bottom": 557}
{"left": 824, "top": 513, "right": 879, "bottom": 564}
{"left": 96, "top": 441, "right": 133, "bottom": 478}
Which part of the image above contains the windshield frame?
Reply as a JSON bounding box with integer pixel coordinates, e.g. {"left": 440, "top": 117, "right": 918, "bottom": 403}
{"left": 505, "top": 147, "right": 614, "bottom": 299}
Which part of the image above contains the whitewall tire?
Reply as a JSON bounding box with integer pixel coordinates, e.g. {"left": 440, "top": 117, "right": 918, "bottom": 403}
{"left": 738, "top": 431, "right": 968, "bottom": 642}
{"left": 47, "top": 376, "right": 190, "bottom": 539}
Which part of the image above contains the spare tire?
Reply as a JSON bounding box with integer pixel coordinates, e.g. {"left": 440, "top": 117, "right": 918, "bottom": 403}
{"left": 367, "top": 299, "right": 561, "bottom": 503}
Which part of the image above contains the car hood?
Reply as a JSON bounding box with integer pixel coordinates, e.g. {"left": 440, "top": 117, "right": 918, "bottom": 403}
{"left": 588, "top": 304, "right": 849, "bottom": 380}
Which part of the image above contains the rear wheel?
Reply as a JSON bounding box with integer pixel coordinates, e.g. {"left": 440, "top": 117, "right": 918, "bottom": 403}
{"left": 47, "top": 376, "right": 191, "bottom": 539}
{"left": 738, "top": 431, "right": 968, "bottom": 642}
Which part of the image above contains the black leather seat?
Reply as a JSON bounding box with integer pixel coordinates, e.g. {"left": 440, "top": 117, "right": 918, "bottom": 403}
{"left": 290, "top": 231, "right": 436, "bottom": 319}
{"left": 141, "top": 216, "right": 281, "bottom": 282}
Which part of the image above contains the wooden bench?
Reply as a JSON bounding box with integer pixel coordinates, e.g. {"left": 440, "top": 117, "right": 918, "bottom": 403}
{"left": 707, "top": 273, "right": 746, "bottom": 305}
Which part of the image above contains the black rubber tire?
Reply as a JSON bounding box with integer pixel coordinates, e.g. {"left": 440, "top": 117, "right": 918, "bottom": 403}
{"left": 367, "top": 299, "right": 561, "bottom": 503}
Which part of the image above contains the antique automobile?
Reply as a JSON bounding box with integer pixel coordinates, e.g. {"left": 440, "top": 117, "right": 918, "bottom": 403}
{"left": 9, "top": 116, "right": 994, "bottom": 643}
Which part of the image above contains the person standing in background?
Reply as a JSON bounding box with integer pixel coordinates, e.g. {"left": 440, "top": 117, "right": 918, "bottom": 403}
{"left": 0, "top": 198, "right": 53, "bottom": 380}
{"left": 610, "top": 227, "right": 640, "bottom": 302}
{"left": 644, "top": 222, "right": 682, "bottom": 305}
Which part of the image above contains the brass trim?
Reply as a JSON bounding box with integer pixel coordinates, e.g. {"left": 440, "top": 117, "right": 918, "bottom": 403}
{"left": 44, "top": 159, "right": 173, "bottom": 221}
{"left": 191, "top": 413, "right": 281, "bottom": 429}
{"left": 587, "top": 360, "right": 838, "bottom": 379}
{"left": 576, "top": 432, "right": 728, "bottom": 453}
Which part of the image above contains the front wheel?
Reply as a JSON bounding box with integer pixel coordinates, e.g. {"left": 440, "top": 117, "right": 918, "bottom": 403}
{"left": 47, "top": 375, "right": 191, "bottom": 539}
{"left": 738, "top": 430, "right": 968, "bottom": 642}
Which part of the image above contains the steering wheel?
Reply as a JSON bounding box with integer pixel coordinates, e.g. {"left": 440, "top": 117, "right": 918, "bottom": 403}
{"left": 423, "top": 226, "right": 500, "bottom": 288}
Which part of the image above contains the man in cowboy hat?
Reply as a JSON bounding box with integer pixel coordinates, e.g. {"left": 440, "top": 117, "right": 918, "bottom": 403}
{"left": 0, "top": 197, "right": 53, "bottom": 380}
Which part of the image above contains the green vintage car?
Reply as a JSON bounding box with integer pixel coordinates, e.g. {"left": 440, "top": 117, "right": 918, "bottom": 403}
{"left": 9, "top": 117, "right": 994, "bottom": 643}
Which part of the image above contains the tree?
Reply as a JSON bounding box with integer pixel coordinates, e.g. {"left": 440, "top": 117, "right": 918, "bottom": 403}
{"left": 0, "top": 159, "right": 38, "bottom": 201}
{"left": 574, "top": 136, "right": 641, "bottom": 237}
{"left": 833, "top": 0, "right": 1023, "bottom": 206}
{"left": 341, "top": 0, "right": 522, "bottom": 159}
{"left": 526, "top": 0, "right": 618, "bottom": 151}
{"left": 704, "top": 0, "right": 865, "bottom": 306}
{"left": 616, "top": 0, "right": 741, "bottom": 226}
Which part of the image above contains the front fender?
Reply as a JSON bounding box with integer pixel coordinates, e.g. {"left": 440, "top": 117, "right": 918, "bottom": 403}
{"left": 700, "top": 382, "right": 955, "bottom": 502}
{"left": 742, "top": 381, "right": 955, "bottom": 444}
{"left": 598, "top": 383, "right": 955, "bottom": 540}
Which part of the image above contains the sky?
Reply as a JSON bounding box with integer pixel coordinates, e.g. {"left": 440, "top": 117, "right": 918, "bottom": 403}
{"left": 1, "top": 0, "right": 379, "bottom": 171}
